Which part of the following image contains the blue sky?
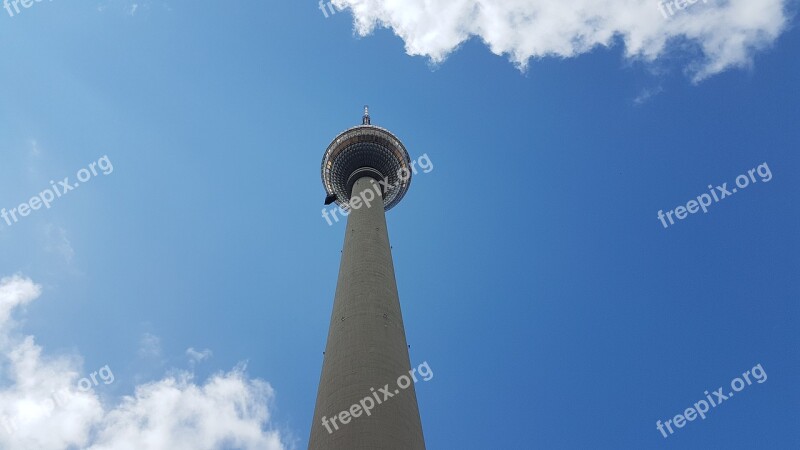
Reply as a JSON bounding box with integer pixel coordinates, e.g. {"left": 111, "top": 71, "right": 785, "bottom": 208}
{"left": 0, "top": 1, "right": 798, "bottom": 449}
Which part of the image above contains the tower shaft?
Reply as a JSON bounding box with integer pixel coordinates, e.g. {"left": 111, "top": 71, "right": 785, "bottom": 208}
{"left": 309, "top": 177, "right": 425, "bottom": 450}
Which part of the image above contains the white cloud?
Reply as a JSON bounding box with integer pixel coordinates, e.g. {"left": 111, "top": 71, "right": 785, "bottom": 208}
{"left": 331, "top": 0, "right": 789, "bottom": 81}
{"left": 0, "top": 275, "right": 40, "bottom": 325}
{"left": 0, "top": 275, "right": 288, "bottom": 450}
{"left": 87, "top": 368, "right": 284, "bottom": 450}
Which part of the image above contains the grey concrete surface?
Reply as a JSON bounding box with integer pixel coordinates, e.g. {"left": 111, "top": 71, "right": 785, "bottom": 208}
{"left": 309, "top": 177, "right": 425, "bottom": 450}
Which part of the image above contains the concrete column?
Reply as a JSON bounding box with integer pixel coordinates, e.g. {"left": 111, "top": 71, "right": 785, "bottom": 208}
{"left": 309, "top": 177, "right": 425, "bottom": 450}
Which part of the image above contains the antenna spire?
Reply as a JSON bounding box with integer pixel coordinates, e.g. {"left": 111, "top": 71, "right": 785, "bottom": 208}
{"left": 362, "top": 105, "right": 371, "bottom": 125}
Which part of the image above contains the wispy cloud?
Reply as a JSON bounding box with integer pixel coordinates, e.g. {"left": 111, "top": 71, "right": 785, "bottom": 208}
{"left": 97, "top": 0, "right": 173, "bottom": 15}
{"left": 28, "top": 139, "right": 42, "bottom": 158}
{"left": 0, "top": 275, "right": 288, "bottom": 450}
{"left": 331, "top": 0, "right": 789, "bottom": 81}
{"left": 137, "top": 332, "right": 162, "bottom": 359}
{"left": 634, "top": 86, "right": 665, "bottom": 105}
{"left": 42, "top": 224, "right": 75, "bottom": 265}
{"left": 187, "top": 347, "right": 213, "bottom": 369}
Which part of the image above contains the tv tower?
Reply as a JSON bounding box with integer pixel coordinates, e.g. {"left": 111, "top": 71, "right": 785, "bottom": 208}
{"left": 309, "top": 107, "right": 425, "bottom": 449}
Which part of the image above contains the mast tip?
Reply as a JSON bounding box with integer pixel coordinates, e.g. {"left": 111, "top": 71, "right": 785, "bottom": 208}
{"left": 362, "top": 105, "right": 371, "bottom": 125}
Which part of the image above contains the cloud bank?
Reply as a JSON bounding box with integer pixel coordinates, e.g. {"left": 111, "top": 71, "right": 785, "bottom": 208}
{"left": 0, "top": 275, "right": 287, "bottom": 450}
{"left": 332, "top": 0, "right": 790, "bottom": 80}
